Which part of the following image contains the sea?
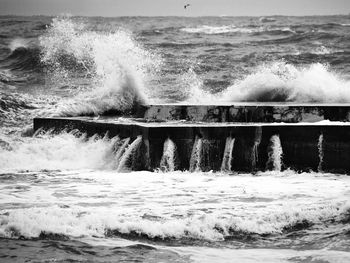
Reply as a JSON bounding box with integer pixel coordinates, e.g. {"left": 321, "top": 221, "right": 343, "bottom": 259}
{"left": 1, "top": 15, "right": 350, "bottom": 262}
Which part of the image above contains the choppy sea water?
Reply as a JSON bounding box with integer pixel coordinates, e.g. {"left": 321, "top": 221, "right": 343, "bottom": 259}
{"left": 1, "top": 15, "right": 350, "bottom": 262}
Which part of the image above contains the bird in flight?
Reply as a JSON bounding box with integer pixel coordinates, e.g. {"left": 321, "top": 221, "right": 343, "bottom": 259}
{"left": 184, "top": 4, "right": 191, "bottom": 9}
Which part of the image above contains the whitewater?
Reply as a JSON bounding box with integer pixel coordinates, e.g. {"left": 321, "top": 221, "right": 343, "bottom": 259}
{"left": 1, "top": 15, "right": 350, "bottom": 262}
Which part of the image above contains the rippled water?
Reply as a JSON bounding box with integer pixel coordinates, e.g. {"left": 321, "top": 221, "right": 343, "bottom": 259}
{"left": 1, "top": 15, "right": 350, "bottom": 262}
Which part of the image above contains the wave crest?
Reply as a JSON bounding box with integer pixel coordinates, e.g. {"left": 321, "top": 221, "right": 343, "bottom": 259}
{"left": 0, "top": 38, "right": 41, "bottom": 72}
{"left": 0, "top": 131, "right": 119, "bottom": 172}
{"left": 0, "top": 201, "right": 348, "bottom": 241}
{"left": 220, "top": 62, "right": 350, "bottom": 103}
{"left": 180, "top": 25, "right": 295, "bottom": 35}
{"left": 40, "top": 17, "right": 161, "bottom": 116}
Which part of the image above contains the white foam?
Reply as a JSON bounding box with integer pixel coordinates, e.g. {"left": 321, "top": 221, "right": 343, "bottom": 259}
{"left": 221, "top": 137, "right": 235, "bottom": 172}
{"left": 180, "top": 67, "right": 213, "bottom": 104}
{"left": 181, "top": 25, "right": 257, "bottom": 34}
{"left": 116, "top": 136, "right": 142, "bottom": 172}
{"left": 180, "top": 25, "right": 294, "bottom": 35}
{"left": 313, "top": 46, "right": 333, "bottom": 55}
{"left": 266, "top": 135, "right": 283, "bottom": 171}
{"left": 8, "top": 38, "right": 31, "bottom": 51}
{"left": 160, "top": 138, "right": 176, "bottom": 172}
{"left": 220, "top": 62, "right": 350, "bottom": 103}
{"left": 259, "top": 17, "right": 277, "bottom": 23}
{"left": 0, "top": 131, "right": 119, "bottom": 172}
{"left": 1, "top": 171, "right": 350, "bottom": 240}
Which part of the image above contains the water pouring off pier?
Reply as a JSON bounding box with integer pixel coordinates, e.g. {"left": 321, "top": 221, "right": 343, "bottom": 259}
{"left": 34, "top": 103, "right": 350, "bottom": 173}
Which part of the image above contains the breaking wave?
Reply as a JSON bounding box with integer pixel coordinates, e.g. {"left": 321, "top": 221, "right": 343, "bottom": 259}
{"left": 0, "top": 201, "right": 349, "bottom": 241}
{"left": 40, "top": 17, "right": 161, "bottom": 116}
{"left": 181, "top": 25, "right": 258, "bottom": 34}
{"left": 0, "top": 38, "right": 42, "bottom": 72}
{"left": 0, "top": 131, "right": 118, "bottom": 172}
{"left": 180, "top": 25, "right": 295, "bottom": 35}
{"left": 220, "top": 62, "right": 350, "bottom": 103}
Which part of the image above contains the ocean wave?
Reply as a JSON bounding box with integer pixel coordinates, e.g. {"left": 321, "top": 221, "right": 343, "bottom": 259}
{"left": 309, "top": 46, "right": 334, "bottom": 55}
{"left": 40, "top": 17, "right": 161, "bottom": 116}
{"left": 8, "top": 38, "right": 31, "bottom": 52}
{"left": 139, "top": 27, "right": 179, "bottom": 36}
{"left": 0, "top": 201, "right": 348, "bottom": 241}
{"left": 0, "top": 47, "right": 42, "bottom": 72}
{"left": 255, "top": 31, "right": 339, "bottom": 45}
{"left": 181, "top": 25, "right": 258, "bottom": 34}
{"left": 180, "top": 25, "right": 295, "bottom": 35}
{"left": 259, "top": 17, "right": 276, "bottom": 23}
{"left": 0, "top": 91, "right": 58, "bottom": 130}
{"left": 0, "top": 131, "right": 119, "bottom": 172}
{"left": 0, "top": 92, "right": 36, "bottom": 122}
{"left": 219, "top": 62, "right": 350, "bottom": 103}
{"left": 0, "top": 39, "right": 42, "bottom": 72}
{"left": 290, "top": 46, "right": 336, "bottom": 57}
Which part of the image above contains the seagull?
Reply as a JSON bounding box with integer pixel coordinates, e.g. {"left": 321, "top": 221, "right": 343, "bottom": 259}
{"left": 184, "top": 4, "right": 190, "bottom": 9}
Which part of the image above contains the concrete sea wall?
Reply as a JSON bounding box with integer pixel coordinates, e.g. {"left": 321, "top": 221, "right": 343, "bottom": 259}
{"left": 34, "top": 114, "right": 350, "bottom": 173}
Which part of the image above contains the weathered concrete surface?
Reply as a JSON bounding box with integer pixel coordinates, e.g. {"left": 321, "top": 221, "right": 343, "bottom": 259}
{"left": 34, "top": 117, "right": 350, "bottom": 173}
{"left": 138, "top": 104, "right": 350, "bottom": 123}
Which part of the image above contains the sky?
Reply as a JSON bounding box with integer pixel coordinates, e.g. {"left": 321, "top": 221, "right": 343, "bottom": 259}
{"left": 1, "top": 0, "right": 350, "bottom": 16}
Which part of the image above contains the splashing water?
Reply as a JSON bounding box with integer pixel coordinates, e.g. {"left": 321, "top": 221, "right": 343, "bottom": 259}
{"left": 40, "top": 17, "right": 161, "bottom": 116}
{"left": 189, "top": 136, "right": 203, "bottom": 172}
{"left": 0, "top": 131, "right": 119, "bottom": 172}
{"left": 221, "top": 137, "right": 235, "bottom": 172}
{"left": 318, "top": 134, "right": 324, "bottom": 172}
{"left": 183, "top": 61, "right": 350, "bottom": 104}
{"left": 114, "top": 137, "right": 130, "bottom": 168}
{"left": 160, "top": 138, "right": 176, "bottom": 172}
{"left": 252, "top": 142, "right": 260, "bottom": 170}
{"left": 266, "top": 135, "right": 283, "bottom": 172}
{"left": 221, "top": 62, "right": 350, "bottom": 102}
{"left": 180, "top": 67, "right": 213, "bottom": 104}
{"left": 116, "top": 136, "right": 143, "bottom": 172}
{"left": 220, "top": 62, "right": 350, "bottom": 103}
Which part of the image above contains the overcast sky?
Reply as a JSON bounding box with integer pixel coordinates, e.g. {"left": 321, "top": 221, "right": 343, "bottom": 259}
{"left": 1, "top": 0, "right": 350, "bottom": 16}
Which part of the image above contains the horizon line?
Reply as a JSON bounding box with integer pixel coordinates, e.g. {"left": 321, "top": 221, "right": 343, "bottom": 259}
{"left": 0, "top": 13, "right": 349, "bottom": 18}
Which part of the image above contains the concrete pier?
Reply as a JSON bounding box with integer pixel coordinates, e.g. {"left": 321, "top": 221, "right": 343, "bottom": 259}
{"left": 34, "top": 109, "right": 350, "bottom": 173}
{"left": 138, "top": 104, "right": 350, "bottom": 123}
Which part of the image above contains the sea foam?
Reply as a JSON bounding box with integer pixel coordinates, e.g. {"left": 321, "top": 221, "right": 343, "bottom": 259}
{"left": 221, "top": 62, "right": 350, "bottom": 102}
{"left": 0, "top": 131, "right": 119, "bottom": 172}
{"left": 185, "top": 61, "right": 350, "bottom": 103}
{"left": 1, "top": 171, "right": 350, "bottom": 241}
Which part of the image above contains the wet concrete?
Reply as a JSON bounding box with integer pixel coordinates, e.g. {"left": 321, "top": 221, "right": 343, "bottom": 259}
{"left": 77, "top": 104, "right": 350, "bottom": 123}
{"left": 34, "top": 116, "right": 350, "bottom": 173}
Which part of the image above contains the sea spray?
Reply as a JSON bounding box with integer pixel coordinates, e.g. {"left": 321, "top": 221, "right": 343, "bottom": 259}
{"left": 220, "top": 61, "right": 350, "bottom": 103}
{"left": 221, "top": 137, "right": 235, "bottom": 172}
{"left": 160, "top": 138, "right": 176, "bottom": 172}
{"left": 40, "top": 17, "right": 161, "bottom": 116}
{"left": 0, "top": 130, "right": 120, "bottom": 171}
{"left": 189, "top": 136, "right": 203, "bottom": 172}
{"left": 180, "top": 67, "right": 213, "bottom": 103}
{"left": 116, "top": 136, "right": 142, "bottom": 172}
{"left": 266, "top": 135, "right": 283, "bottom": 171}
{"left": 318, "top": 133, "right": 324, "bottom": 172}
